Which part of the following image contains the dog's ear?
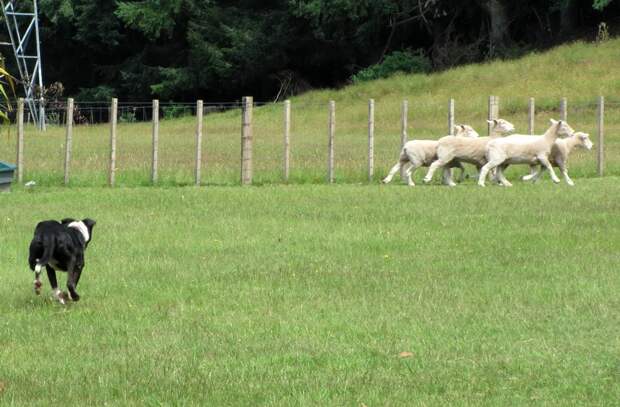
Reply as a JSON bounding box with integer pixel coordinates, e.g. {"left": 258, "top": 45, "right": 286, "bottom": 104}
{"left": 61, "top": 218, "right": 75, "bottom": 225}
{"left": 82, "top": 218, "right": 96, "bottom": 230}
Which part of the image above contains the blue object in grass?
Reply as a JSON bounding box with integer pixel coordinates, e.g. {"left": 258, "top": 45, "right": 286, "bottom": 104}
{"left": 0, "top": 161, "right": 16, "bottom": 192}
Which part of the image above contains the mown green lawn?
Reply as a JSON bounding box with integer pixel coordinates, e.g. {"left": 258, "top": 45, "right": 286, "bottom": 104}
{"left": 1, "top": 181, "right": 618, "bottom": 405}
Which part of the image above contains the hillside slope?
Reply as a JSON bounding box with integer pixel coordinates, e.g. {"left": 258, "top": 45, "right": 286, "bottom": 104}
{"left": 297, "top": 38, "right": 620, "bottom": 106}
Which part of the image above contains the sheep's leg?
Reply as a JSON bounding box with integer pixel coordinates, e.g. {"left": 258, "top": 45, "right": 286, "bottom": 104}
{"left": 457, "top": 162, "right": 467, "bottom": 183}
{"left": 403, "top": 162, "right": 417, "bottom": 186}
{"left": 382, "top": 159, "right": 406, "bottom": 184}
{"left": 537, "top": 156, "right": 561, "bottom": 183}
{"left": 478, "top": 159, "right": 503, "bottom": 187}
{"left": 522, "top": 165, "right": 539, "bottom": 181}
{"left": 496, "top": 166, "right": 513, "bottom": 187}
{"left": 442, "top": 168, "right": 457, "bottom": 187}
{"left": 557, "top": 159, "right": 574, "bottom": 186}
{"left": 530, "top": 166, "right": 545, "bottom": 183}
{"left": 469, "top": 165, "right": 481, "bottom": 181}
{"left": 561, "top": 169, "right": 574, "bottom": 186}
{"left": 490, "top": 167, "right": 500, "bottom": 184}
{"left": 424, "top": 159, "right": 448, "bottom": 184}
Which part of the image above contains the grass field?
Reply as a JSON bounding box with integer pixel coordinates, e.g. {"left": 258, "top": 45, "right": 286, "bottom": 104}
{"left": 1, "top": 181, "right": 619, "bottom": 405}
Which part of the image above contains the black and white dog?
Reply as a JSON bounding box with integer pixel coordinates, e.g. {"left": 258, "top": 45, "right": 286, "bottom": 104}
{"left": 28, "top": 218, "right": 96, "bottom": 304}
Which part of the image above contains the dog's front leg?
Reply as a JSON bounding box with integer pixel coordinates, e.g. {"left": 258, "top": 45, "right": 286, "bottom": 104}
{"left": 46, "top": 265, "right": 66, "bottom": 305}
{"left": 67, "top": 266, "right": 81, "bottom": 302}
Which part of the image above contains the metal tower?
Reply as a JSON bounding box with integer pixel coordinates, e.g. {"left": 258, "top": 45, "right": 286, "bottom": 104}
{"left": 1, "top": 0, "right": 45, "bottom": 130}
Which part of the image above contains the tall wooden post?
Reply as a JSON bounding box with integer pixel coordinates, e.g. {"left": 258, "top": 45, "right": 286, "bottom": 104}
{"left": 400, "top": 99, "right": 408, "bottom": 178}
{"left": 487, "top": 96, "right": 499, "bottom": 135}
{"left": 597, "top": 96, "right": 604, "bottom": 177}
{"left": 63, "top": 98, "right": 74, "bottom": 185}
{"left": 195, "top": 100, "right": 204, "bottom": 185}
{"left": 39, "top": 97, "right": 46, "bottom": 131}
{"left": 16, "top": 98, "right": 24, "bottom": 184}
{"left": 560, "top": 97, "right": 568, "bottom": 122}
{"left": 448, "top": 98, "right": 455, "bottom": 135}
{"left": 151, "top": 100, "right": 159, "bottom": 183}
{"left": 368, "top": 99, "right": 375, "bottom": 182}
{"left": 241, "top": 96, "right": 253, "bottom": 185}
{"left": 400, "top": 99, "right": 408, "bottom": 147}
{"left": 328, "top": 100, "right": 335, "bottom": 183}
{"left": 528, "top": 97, "right": 535, "bottom": 134}
{"left": 108, "top": 98, "right": 118, "bottom": 187}
{"left": 283, "top": 100, "right": 291, "bottom": 182}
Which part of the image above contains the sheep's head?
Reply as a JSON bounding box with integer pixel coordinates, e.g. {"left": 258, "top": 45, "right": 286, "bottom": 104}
{"left": 550, "top": 119, "right": 575, "bottom": 138}
{"left": 575, "top": 132, "right": 594, "bottom": 150}
{"left": 486, "top": 118, "right": 515, "bottom": 135}
{"left": 454, "top": 124, "right": 480, "bottom": 138}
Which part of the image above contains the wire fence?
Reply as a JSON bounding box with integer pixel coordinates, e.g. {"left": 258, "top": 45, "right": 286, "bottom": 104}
{"left": 0, "top": 95, "right": 617, "bottom": 188}
{"left": 11, "top": 100, "right": 245, "bottom": 126}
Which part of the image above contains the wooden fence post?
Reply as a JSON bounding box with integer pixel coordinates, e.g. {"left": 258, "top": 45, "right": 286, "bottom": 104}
{"left": 368, "top": 99, "right": 375, "bottom": 182}
{"left": 528, "top": 97, "right": 535, "bottom": 134}
{"left": 328, "top": 100, "right": 335, "bottom": 183}
{"left": 283, "top": 100, "right": 291, "bottom": 182}
{"left": 109, "top": 98, "right": 118, "bottom": 187}
{"left": 597, "top": 96, "right": 604, "bottom": 177}
{"left": 400, "top": 99, "right": 408, "bottom": 147}
{"left": 151, "top": 100, "right": 159, "bottom": 183}
{"left": 64, "top": 98, "right": 74, "bottom": 185}
{"left": 560, "top": 97, "right": 567, "bottom": 122}
{"left": 487, "top": 96, "right": 493, "bottom": 135}
{"left": 195, "top": 100, "right": 203, "bottom": 186}
{"left": 39, "top": 97, "right": 46, "bottom": 132}
{"left": 448, "top": 98, "right": 455, "bottom": 135}
{"left": 487, "top": 96, "right": 499, "bottom": 135}
{"left": 400, "top": 99, "right": 408, "bottom": 178}
{"left": 241, "top": 96, "right": 253, "bottom": 185}
{"left": 16, "top": 98, "right": 24, "bottom": 184}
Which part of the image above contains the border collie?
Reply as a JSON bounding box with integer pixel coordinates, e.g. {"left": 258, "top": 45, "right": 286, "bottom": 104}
{"left": 28, "top": 218, "right": 96, "bottom": 304}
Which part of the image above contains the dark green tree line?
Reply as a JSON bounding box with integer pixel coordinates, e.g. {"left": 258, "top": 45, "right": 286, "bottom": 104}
{"left": 3, "top": 0, "right": 616, "bottom": 102}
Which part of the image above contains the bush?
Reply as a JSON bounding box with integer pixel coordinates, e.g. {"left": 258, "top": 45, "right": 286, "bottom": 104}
{"left": 351, "top": 50, "right": 431, "bottom": 83}
{"left": 119, "top": 108, "right": 137, "bottom": 123}
{"left": 163, "top": 104, "right": 190, "bottom": 119}
{"left": 76, "top": 85, "right": 115, "bottom": 102}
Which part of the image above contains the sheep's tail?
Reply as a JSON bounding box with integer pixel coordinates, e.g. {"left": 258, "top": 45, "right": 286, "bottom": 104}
{"left": 399, "top": 145, "right": 409, "bottom": 160}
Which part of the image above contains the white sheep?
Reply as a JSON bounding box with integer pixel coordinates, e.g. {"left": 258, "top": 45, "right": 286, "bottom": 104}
{"left": 521, "top": 131, "right": 593, "bottom": 186}
{"left": 478, "top": 119, "right": 575, "bottom": 187}
{"left": 422, "top": 119, "right": 516, "bottom": 186}
{"left": 382, "top": 125, "right": 480, "bottom": 186}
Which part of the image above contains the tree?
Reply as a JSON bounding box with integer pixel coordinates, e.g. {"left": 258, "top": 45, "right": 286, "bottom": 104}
{"left": 14, "top": 0, "right": 616, "bottom": 103}
{"left": 0, "top": 60, "right": 15, "bottom": 124}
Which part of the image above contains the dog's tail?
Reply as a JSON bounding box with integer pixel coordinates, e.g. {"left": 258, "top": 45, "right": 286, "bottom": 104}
{"left": 34, "top": 235, "right": 55, "bottom": 273}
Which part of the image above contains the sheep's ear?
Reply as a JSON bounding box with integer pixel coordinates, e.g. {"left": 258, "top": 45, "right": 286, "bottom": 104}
{"left": 486, "top": 120, "right": 493, "bottom": 125}
{"left": 549, "top": 119, "right": 558, "bottom": 125}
